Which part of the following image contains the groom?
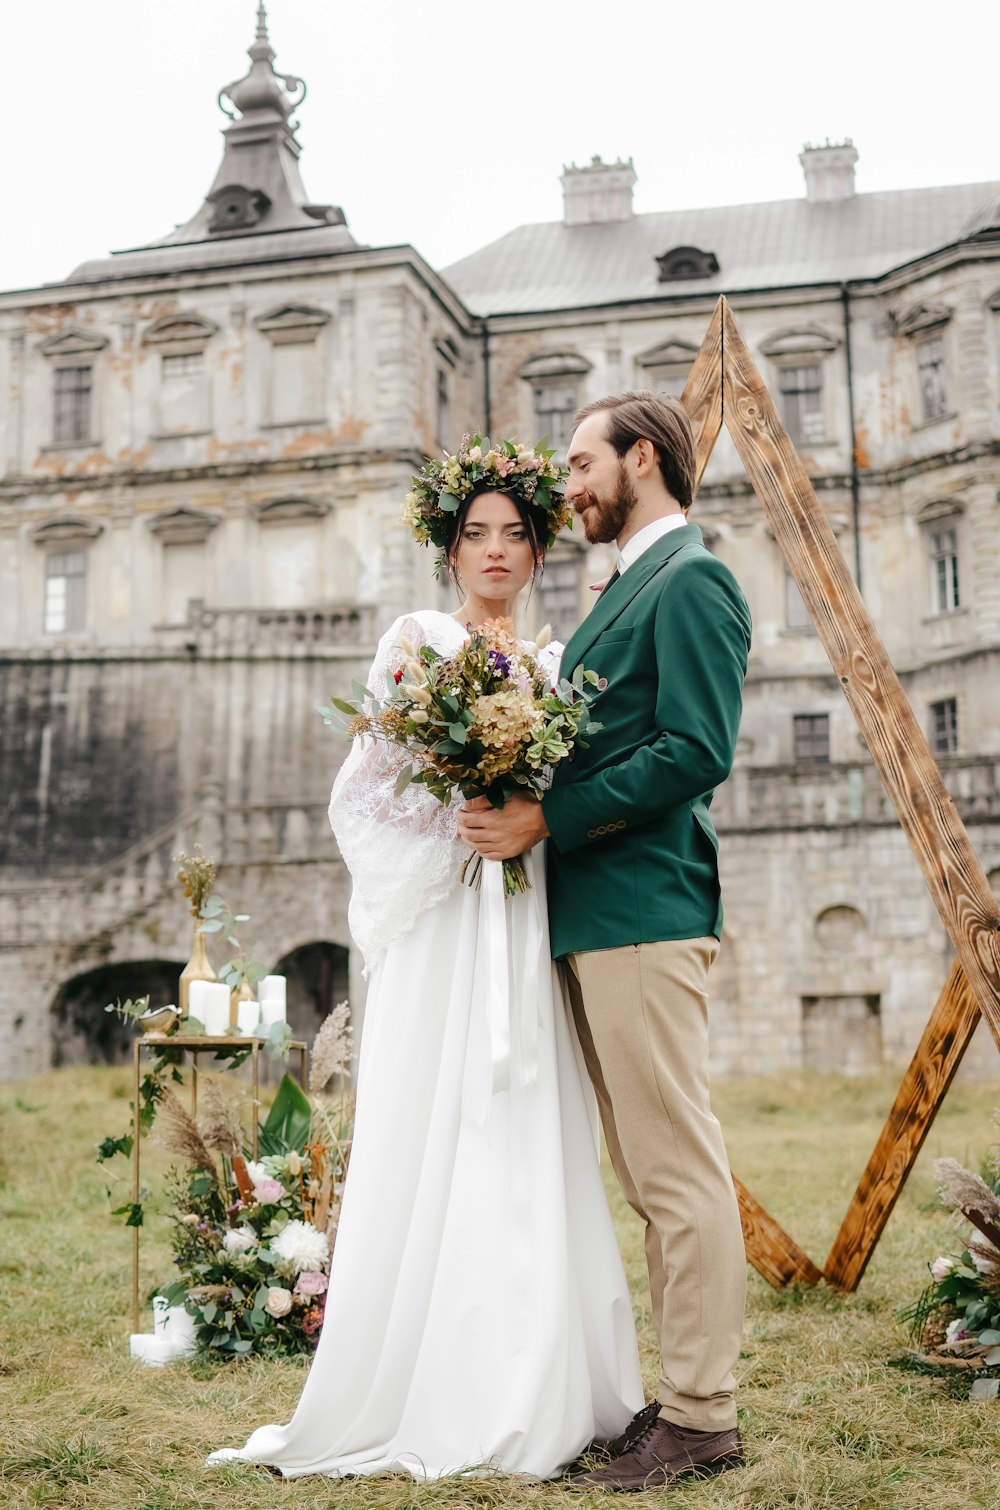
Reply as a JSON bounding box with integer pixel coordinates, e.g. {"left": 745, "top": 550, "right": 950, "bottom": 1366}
{"left": 458, "top": 390, "right": 751, "bottom": 1491}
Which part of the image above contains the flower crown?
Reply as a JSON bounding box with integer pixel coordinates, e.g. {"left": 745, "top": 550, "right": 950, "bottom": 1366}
{"left": 402, "top": 434, "right": 572, "bottom": 559}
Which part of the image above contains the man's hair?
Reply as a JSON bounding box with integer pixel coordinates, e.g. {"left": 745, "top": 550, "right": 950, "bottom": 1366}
{"left": 573, "top": 389, "right": 696, "bottom": 511}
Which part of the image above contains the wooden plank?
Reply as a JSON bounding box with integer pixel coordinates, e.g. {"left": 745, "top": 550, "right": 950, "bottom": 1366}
{"left": 720, "top": 299, "right": 1000, "bottom": 1052}
{"left": 733, "top": 1174, "right": 825, "bottom": 1287}
{"left": 824, "top": 959, "right": 981, "bottom": 1290}
{"left": 680, "top": 299, "right": 723, "bottom": 491}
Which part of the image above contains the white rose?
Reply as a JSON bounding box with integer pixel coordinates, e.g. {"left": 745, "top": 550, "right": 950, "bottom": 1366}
{"left": 265, "top": 1286, "right": 293, "bottom": 1318}
{"left": 929, "top": 1255, "right": 954, "bottom": 1283}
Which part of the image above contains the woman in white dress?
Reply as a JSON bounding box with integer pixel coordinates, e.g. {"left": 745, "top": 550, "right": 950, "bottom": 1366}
{"left": 208, "top": 440, "right": 644, "bottom": 1481}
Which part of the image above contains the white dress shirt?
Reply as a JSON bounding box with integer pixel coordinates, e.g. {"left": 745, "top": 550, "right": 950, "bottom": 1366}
{"left": 616, "top": 512, "right": 689, "bottom": 576}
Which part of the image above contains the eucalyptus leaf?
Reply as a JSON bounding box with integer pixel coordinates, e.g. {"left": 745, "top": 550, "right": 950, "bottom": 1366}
{"left": 394, "top": 764, "right": 415, "bottom": 797}
{"left": 438, "top": 492, "right": 460, "bottom": 513}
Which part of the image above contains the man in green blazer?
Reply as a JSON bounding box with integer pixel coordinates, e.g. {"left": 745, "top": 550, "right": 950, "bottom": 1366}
{"left": 458, "top": 391, "right": 751, "bottom": 1491}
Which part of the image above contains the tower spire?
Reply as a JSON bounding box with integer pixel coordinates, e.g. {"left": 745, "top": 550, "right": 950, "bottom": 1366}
{"left": 142, "top": 2, "right": 348, "bottom": 246}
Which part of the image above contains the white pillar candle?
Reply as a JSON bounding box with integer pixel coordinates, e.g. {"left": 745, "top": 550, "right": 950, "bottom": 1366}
{"left": 258, "top": 975, "right": 286, "bottom": 1006}
{"left": 152, "top": 1295, "right": 170, "bottom": 1336}
{"left": 260, "top": 997, "right": 286, "bottom": 1027}
{"left": 166, "top": 1304, "right": 197, "bottom": 1352}
{"left": 236, "top": 998, "right": 260, "bottom": 1035}
{"left": 191, "top": 980, "right": 231, "bottom": 1036}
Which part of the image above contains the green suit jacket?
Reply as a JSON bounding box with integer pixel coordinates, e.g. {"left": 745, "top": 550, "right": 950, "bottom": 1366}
{"left": 542, "top": 522, "right": 751, "bottom": 959}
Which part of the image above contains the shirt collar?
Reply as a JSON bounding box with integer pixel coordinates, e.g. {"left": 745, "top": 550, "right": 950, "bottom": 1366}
{"left": 617, "top": 512, "right": 689, "bottom": 575}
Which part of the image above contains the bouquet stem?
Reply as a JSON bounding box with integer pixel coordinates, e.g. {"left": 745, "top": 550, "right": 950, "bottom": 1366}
{"left": 461, "top": 853, "right": 531, "bottom": 898}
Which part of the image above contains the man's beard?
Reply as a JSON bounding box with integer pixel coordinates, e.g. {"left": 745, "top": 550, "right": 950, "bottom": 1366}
{"left": 575, "top": 461, "right": 638, "bottom": 544}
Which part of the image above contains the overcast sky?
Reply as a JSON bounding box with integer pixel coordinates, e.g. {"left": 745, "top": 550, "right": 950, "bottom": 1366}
{"left": 2, "top": 0, "right": 996, "bottom": 295}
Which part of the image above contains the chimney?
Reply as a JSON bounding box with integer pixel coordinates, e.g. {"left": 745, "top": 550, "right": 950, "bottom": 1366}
{"left": 561, "top": 155, "right": 636, "bottom": 225}
{"left": 799, "top": 139, "right": 858, "bottom": 202}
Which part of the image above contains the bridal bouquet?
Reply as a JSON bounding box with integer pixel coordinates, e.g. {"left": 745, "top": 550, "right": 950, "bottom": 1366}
{"left": 322, "top": 618, "right": 604, "bottom": 897}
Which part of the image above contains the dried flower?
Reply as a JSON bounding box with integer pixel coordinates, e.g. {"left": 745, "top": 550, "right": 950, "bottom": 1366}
{"left": 310, "top": 1001, "right": 354, "bottom": 1091}
{"left": 174, "top": 845, "right": 218, "bottom": 917}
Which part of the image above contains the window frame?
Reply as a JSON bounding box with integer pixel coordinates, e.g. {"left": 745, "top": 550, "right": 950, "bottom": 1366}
{"left": 43, "top": 548, "right": 87, "bottom": 634}
{"left": 915, "top": 331, "right": 949, "bottom": 425}
{"left": 929, "top": 696, "right": 958, "bottom": 757}
{"left": 792, "top": 712, "right": 831, "bottom": 764}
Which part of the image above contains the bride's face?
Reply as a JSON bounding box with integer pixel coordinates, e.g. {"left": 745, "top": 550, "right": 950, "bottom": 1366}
{"left": 453, "top": 492, "right": 538, "bottom": 600}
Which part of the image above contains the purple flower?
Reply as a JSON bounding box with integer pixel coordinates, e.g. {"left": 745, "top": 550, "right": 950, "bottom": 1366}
{"left": 489, "top": 651, "right": 511, "bottom": 677}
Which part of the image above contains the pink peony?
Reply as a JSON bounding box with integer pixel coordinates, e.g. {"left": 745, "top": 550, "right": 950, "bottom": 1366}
{"left": 252, "top": 1178, "right": 285, "bottom": 1204}
{"left": 294, "top": 1270, "right": 329, "bottom": 1297}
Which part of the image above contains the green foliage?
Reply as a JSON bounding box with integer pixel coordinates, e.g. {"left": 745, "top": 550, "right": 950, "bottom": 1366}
{"left": 257, "top": 1075, "right": 313, "bottom": 1158}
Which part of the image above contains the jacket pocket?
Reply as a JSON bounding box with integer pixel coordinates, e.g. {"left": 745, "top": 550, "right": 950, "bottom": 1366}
{"left": 598, "top": 626, "right": 634, "bottom": 645}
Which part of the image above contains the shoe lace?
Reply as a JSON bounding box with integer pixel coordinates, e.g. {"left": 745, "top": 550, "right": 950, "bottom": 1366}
{"left": 626, "top": 1403, "right": 662, "bottom": 1452}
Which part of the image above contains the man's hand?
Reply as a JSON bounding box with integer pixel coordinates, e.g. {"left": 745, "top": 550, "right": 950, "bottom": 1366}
{"left": 457, "top": 794, "right": 549, "bottom": 860}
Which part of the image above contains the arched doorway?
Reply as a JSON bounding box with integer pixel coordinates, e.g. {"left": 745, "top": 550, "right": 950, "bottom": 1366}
{"left": 50, "top": 958, "right": 184, "bottom": 1066}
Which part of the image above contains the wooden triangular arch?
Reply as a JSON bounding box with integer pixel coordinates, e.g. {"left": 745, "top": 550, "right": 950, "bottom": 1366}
{"left": 681, "top": 298, "right": 1000, "bottom": 1290}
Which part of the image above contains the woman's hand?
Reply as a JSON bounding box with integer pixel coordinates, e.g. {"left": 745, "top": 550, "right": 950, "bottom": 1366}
{"left": 457, "top": 795, "right": 549, "bottom": 860}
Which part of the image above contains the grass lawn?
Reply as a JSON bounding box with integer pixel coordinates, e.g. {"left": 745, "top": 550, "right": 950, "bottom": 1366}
{"left": 1, "top": 1065, "right": 999, "bottom": 1509}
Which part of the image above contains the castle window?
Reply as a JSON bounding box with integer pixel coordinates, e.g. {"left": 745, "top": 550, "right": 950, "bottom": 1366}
{"left": 519, "top": 352, "right": 592, "bottom": 456}
{"left": 436, "top": 367, "right": 451, "bottom": 449}
{"left": 928, "top": 525, "right": 960, "bottom": 613}
{"left": 929, "top": 697, "right": 957, "bottom": 757}
{"left": 655, "top": 246, "right": 720, "bottom": 282}
{"left": 44, "top": 550, "right": 87, "bottom": 633}
{"left": 793, "top": 713, "right": 830, "bottom": 764}
{"left": 53, "top": 366, "right": 93, "bottom": 446}
{"left": 536, "top": 542, "right": 585, "bottom": 645}
{"left": 778, "top": 363, "right": 824, "bottom": 446}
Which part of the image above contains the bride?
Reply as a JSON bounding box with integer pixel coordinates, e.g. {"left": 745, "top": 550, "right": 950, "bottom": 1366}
{"left": 208, "top": 438, "right": 644, "bottom": 1480}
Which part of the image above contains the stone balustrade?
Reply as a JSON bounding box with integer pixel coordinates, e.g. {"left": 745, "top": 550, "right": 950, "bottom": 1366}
{"left": 714, "top": 755, "right": 1000, "bottom": 831}
{"left": 153, "top": 604, "right": 378, "bottom": 655}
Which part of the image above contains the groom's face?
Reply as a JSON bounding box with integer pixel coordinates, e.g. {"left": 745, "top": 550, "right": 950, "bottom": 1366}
{"left": 566, "top": 412, "right": 639, "bottom": 545}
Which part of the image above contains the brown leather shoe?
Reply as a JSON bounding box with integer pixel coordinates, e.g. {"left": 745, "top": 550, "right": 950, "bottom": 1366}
{"left": 582, "top": 1400, "right": 662, "bottom": 1464}
{"left": 569, "top": 1413, "right": 743, "bottom": 1492}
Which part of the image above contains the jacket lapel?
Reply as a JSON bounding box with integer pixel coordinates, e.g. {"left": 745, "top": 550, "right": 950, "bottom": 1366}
{"left": 562, "top": 523, "right": 703, "bottom": 670}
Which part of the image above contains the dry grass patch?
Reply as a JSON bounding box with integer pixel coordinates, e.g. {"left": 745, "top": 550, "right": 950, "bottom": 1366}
{"left": 2, "top": 1066, "right": 999, "bottom": 1509}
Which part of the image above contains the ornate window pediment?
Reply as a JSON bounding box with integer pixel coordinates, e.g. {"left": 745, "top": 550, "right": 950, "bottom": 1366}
{"left": 38, "top": 329, "right": 109, "bottom": 361}
{"left": 254, "top": 304, "right": 331, "bottom": 345}
{"left": 518, "top": 351, "right": 592, "bottom": 380}
{"left": 894, "top": 302, "right": 952, "bottom": 338}
{"left": 31, "top": 516, "right": 103, "bottom": 546}
{"left": 142, "top": 315, "right": 218, "bottom": 349}
{"left": 760, "top": 326, "right": 840, "bottom": 358}
{"left": 148, "top": 508, "right": 221, "bottom": 545}
{"left": 656, "top": 246, "right": 720, "bottom": 282}
{"left": 638, "top": 338, "right": 701, "bottom": 368}
{"left": 256, "top": 496, "right": 330, "bottom": 525}
{"left": 916, "top": 496, "right": 964, "bottom": 526}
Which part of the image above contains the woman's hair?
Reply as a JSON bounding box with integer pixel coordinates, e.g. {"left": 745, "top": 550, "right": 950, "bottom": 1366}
{"left": 573, "top": 389, "right": 696, "bottom": 511}
{"left": 446, "top": 486, "right": 545, "bottom": 594}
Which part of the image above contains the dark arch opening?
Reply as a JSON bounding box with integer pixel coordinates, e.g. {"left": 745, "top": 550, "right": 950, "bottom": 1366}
{"left": 50, "top": 957, "right": 184, "bottom": 1067}
{"left": 272, "top": 941, "right": 350, "bottom": 1045}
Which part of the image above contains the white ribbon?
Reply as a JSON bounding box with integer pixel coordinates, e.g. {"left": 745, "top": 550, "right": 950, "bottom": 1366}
{"left": 471, "top": 853, "right": 544, "bottom": 1121}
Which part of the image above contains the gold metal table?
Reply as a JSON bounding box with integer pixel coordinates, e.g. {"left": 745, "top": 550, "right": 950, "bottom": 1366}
{"left": 129, "top": 1032, "right": 308, "bottom": 1335}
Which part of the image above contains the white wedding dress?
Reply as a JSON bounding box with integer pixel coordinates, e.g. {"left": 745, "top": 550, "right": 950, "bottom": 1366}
{"left": 207, "top": 609, "right": 643, "bottom": 1480}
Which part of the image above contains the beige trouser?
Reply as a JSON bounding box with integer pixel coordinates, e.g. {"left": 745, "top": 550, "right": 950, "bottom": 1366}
{"left": 564, "top": 939, "right": 746, "bottom": 1432}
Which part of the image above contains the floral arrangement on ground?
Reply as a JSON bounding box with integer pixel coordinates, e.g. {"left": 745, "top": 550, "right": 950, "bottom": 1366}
{"left": 899, "top": 1111, "right": 1000, "bottom": 1400}
{"left": 101, "top": 1004, "right": 354, "bottom": 1360}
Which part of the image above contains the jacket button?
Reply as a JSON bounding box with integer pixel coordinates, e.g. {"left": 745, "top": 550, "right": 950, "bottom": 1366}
{"left": 586, "top": 828, "right": 597, "bottom": 839}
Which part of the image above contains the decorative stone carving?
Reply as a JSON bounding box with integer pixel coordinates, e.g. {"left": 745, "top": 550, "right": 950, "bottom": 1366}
{"left": 147, "top": 508, "right": 221, "bottom": 545}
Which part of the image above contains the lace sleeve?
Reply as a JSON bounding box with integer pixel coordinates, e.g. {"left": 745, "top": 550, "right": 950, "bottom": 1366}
{"left": 328, "top": 614, "right": 470, "bottom": 972}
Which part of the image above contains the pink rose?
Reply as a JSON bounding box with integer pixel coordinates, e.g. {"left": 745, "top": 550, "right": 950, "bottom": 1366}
{"left": 294, "top": 1270, "right": 329, "bottom": 1297}
{"left": 252, "top": 1178, "right": 285, "bottom": 1204}
{"left": 930, "top": 1256, "right": 954, "bottom": 1283}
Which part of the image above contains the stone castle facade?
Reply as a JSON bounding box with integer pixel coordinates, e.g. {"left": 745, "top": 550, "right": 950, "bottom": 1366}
{"left": 2, "top": 8, "right": 999, "bottom": 1081}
